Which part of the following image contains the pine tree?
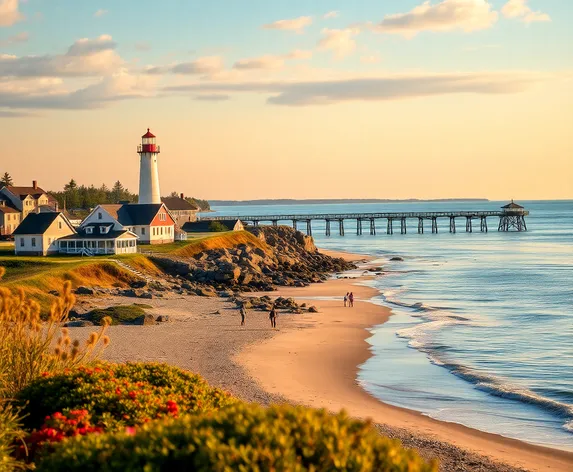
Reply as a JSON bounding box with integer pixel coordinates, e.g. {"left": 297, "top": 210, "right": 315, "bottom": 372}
{"left": 0, "top": 172, "right": 13, "bottom": 187}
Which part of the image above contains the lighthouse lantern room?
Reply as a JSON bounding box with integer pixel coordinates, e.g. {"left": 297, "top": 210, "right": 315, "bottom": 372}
{"left": 137, "top": 128, "right": 162, "bottom": 204}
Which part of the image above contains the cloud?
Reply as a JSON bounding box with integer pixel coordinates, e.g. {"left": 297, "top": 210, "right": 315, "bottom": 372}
{"left": 144, "top": 56, "right": 224, "bottom": 75}
{"left": 323, "top": 11, "right": 339, "bottom": 19}
{"left": 0, "top": 109, "right": 36, "bottom": 117}
{"left": 233, "top": 49, "right": 312, "bottom": 70}
{"left": 262, "top": 16, "right": 312, "bottom": 33}
{"left": 0, "top": 69, "right": 156, "bottom": 110}
{"left": 163, "top": 71, "right": 545, "bottom": 106}
{"left": 94, "top": 9, "right": 108, "bottom": 18}
{"left": 0, "top": 35, "right": 122, "bottom": 77}
{"left": 501, "top": 0, "right": 551, "bottom": 23}
{"left": 0, "top": 0, "right": 23, "bottom": 27}
{"left": 0, "top": 30, "right": 28, "bottom": 46}
{"left": 370, "top": 0, "right": 498, "bottom": 38}
{"left": 318, "top": 28, "right": 359, "bottom": 59}
{"left": 194, "top": 94, "right": 230, "bottom": 101}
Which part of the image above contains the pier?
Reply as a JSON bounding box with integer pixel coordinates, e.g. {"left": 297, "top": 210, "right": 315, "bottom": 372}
{"left": 203, "top": 202, "right": 529, "bottom": 237}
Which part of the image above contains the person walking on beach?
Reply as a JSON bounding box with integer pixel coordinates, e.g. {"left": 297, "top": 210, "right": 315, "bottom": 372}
{"left": 344, "top": 293, "right": 349, "bottom": 307}
{"left": 349, "top": 292, "right": 354, "bottom": 307}
{"left": 269, "top": 305, "right": 277, "bottom": 329}
{"left": 240, "top": 305, "right": 246, "bottom": 326}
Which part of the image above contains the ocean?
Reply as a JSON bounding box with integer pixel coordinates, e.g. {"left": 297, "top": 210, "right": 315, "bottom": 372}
{"left": 207, "top": 200, "right": 573, "bottom": 451}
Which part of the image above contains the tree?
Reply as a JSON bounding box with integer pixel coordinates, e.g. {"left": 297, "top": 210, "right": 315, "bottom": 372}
{"left": 0, "top": 172, "right": 13, "bottom": 187}
{"left": 111, "top": 181, "right": 124, "bottom": 203}
{"left": 64, "top": 179, "right": 77, "bottom": 191}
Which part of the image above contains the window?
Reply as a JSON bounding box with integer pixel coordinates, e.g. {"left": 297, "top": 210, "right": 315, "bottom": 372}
{"left": 141, "top": 227, "right": 145, "bottom": 235}
{"left": 20, "top": 238, "right": 24, "bottom": 247}
{"left": 85, "top": 226, "right": 93, "bottom": 234}
{"left": 100, "top": 226, "right": 109, "bottom": 234}
{"left": 159, "top": 212, "right": 166, "bottom": 221}
{"left": 58, "top": 222, "right": 62, "bottom": 229}
{"left": 98, "top": 212, "right": 103, "bottom": 220}
{"left": 31, "top": 237, "right": 36, "bottom": 247}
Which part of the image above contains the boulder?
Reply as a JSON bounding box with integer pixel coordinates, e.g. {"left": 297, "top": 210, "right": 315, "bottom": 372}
{"left": 196, "top": 287, "right": 217, "bottom": 297}
{"left": 138, "top": 292, "right": 154, "bottom": 299}
{"left": 75, "top": 286, "right": 94, "bottom": 295}
{"left": 390, "top": 257, "right": 404, "bottom": 262}
{"left": 156, "top": 315, "right": 170, "bottom": 323}
{"left": 308, "top": 306, "right": 319, "bottom": 313}
{"left": 121, "top": 288, "right": 138, "bottom": 298}
{"left": 131, "top": 280, "right": 147, "bottom": 289}
{"left": 133, "top": 314, "right": 156, "bottom": 325}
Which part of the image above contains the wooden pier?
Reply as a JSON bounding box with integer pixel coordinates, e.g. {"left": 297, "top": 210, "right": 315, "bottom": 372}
{"left": 203, "top": 202, "right": 529, "bottom": 237}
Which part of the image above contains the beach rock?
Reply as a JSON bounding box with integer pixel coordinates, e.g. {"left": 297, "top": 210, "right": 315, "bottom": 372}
{"left": 133, "top": 314, "right": 156, "bottom": 325}
{"left": 196, "top": 287, "right": 217, "bottom": 297}
{"left": 308, "top": 306, "right": 319, "bottom": 313}
{"left": 156, "top": 315, "right": 170, "bottom": 323}
{"left": 121, "top": 288, "right": 138, "bottom": 298}
{"left": 138, "top": 291, "right": 154, "bottom": 299}
{"left": 390, "top": 257, "right": 404, "bottom": 261}
{"left": 130, "top": 280, "right": 147, "bottom": 289}
{"left": 75, "top": 286, "right": 94, "bottom": 295}
{"left": 64, "top": 320, "right": 95, "bottom": 327}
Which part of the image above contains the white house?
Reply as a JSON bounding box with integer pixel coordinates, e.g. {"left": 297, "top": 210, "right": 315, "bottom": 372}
{"left": 58, "top": 223, "right": 138, "bottom": 255}
{"left": 82, "top": 203, "right": 175, "bottom": 245}
{"left": 13, "top": 212, "right": 75, "bottom": 256}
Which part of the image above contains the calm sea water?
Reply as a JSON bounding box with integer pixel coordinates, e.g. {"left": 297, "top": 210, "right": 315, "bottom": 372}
{"left": 208, "top": 201, "right": 573, "bottom": 451}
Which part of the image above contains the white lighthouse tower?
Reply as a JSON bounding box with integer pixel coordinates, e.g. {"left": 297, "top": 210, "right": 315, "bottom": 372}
{"left": 137, "top": 128, "right": 161, "bottom": 204}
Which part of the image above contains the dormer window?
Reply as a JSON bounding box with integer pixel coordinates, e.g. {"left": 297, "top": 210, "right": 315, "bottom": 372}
{"left": 85, "top": 226, "right": 93, "bottom": 234}
{"left": 100, "top": 226, "right": 110, "bottom": 234}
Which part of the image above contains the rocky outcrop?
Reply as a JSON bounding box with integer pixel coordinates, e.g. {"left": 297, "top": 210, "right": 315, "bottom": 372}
{"left": 150, "top": 226, "right": 354, "bottom": 292}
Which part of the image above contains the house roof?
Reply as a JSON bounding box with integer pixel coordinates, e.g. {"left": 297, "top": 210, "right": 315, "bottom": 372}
{"left": 501, "top": 200, "right": 524, "bottom": 209}
{"left": 59, "top": 225, "right": 134, "bottom": 240}
{"left": 117, "top": 203, "right": 167, "bottom": 226}
{"left": 98, "top": 204, "right": 123, "bottom": 221}
{"left": 13, "top": 212, "right": 66, "bottom": 235}
{"left": 0, "top": 206, "right": 19, "bottom": 214}
{"left": 0, "top": 195, "right": 19, "bottom": 212}
{"left": 5, "top": 186, "right": 47, "bottom": 199}
{"left": 161, "top": 196, "right": 198, "bottom": 211}
{"left": 182, "top": 219, "right": 240, "bottom": 232}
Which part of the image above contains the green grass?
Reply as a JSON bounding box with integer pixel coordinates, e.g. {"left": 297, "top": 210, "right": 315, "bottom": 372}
{"left": 85, "top": 304, "right": 149, "bottom": 325}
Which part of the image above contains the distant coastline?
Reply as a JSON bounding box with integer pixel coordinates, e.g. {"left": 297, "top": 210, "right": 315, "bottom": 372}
{"left": 209, "top": 198, "right": 489, "bottom": 207}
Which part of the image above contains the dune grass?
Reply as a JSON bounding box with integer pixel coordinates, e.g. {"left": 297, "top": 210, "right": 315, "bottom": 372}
{"left": 171, "top": 231, "right": 270, "bottom": 258}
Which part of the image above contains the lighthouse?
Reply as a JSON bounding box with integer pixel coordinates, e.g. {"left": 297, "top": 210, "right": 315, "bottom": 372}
{"left": 137, "top": 128, "right": 161, "bottom": 204}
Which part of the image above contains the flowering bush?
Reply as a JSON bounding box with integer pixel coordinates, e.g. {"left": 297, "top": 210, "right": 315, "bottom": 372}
{"left": 17, "top": 362, "right": 235, "bottom": 432}
{"left": 16, "top": 409, "right": 103, "bottom": 462}
{"left": 38, "top": 403, "right": 437, "bottom": 472}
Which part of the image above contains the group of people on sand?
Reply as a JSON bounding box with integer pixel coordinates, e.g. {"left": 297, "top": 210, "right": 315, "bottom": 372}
{"left": 343, "top": 292, "right": 354, "bottom": 307}
{"left": 239, "top": 303, "right": 278, "bottom": 329}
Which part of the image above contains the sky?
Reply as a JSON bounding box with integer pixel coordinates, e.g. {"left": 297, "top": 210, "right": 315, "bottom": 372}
{"left": 1, "top": 0, "right": 572, "bottom": 200}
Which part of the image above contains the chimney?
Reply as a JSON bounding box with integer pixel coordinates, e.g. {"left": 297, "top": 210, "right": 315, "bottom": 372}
{"left": 180, "top": 193, "right": 184, "bottom": 200}
{"left": 54, "top": 201, "right": 59, "bottom": 212}
{"left": 32, "top": 180, "right": 37, "bottom": 190}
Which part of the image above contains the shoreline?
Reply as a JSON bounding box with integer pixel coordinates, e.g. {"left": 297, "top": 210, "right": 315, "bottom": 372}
{"left": 236, "top": 254, "right": 573, "bottom": 472}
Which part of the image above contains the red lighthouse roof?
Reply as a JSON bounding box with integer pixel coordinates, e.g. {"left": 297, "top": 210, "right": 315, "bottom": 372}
{"left": 142, "top": 128, "right": 155, "bottom": 138}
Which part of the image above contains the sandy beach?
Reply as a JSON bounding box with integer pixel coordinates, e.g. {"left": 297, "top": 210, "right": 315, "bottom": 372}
{"left": 72, "top": 250, "right": 573, "bottom": 472}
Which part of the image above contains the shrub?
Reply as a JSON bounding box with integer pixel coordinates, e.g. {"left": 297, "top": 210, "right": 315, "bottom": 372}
{"left": 86, "top": 304, "right": 147, "bottom": 325}
{"left": 17, "top": 363, "right": 235, "bottom": 432}
{"left": 17, "top": 409, "right": 103, "bottom": 463}
{"left": 38, "top": 403, "right": 437, "bottom": 472}
{"left": 208, "top": 221, "right": 229, "bottom": 232}
{"left": 0, "top": 269, "right": 110, "bottom": 396}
